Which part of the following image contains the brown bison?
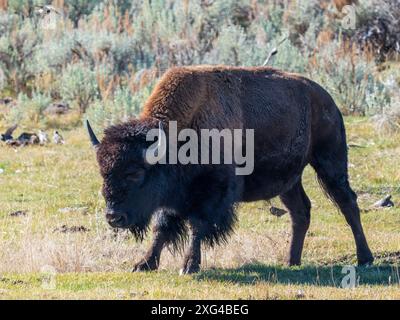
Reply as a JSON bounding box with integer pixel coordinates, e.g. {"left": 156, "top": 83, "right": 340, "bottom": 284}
{"left": 87, "top": 66, "right": 373, "bottom": 274}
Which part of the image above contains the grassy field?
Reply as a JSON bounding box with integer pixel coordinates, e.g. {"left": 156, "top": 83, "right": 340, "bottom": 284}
{"left": 0, "top": 117, "right": 399, "bottom": 299}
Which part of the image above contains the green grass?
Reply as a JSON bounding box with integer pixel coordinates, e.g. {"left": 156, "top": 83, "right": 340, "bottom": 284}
{"left": 1, "top": 266, "right": 400, "bottom": 299}
{"left": 0, "top": 117, "right": 399, "bottom": 299}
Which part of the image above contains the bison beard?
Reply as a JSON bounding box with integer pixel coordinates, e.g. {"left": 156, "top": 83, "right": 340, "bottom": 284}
{"left": 128, "top": 222, "right": 150, "bottom": 242}
{"left": 89, "top": 65, "right": 374, "bottom": 274}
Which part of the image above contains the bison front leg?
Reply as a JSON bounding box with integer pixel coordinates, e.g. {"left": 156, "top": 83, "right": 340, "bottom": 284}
{"left": 180, "top": 224, "right": 202, "bottom": 275}
{"left": 180, "top": 213, "right": 235, "bottom": 275}
{"left": 133, "top": 230, "right": 165, "bottom": 272}
{"left": 133, "top": 212, "right": 186, "bottom": 272}
{"left": 180, "top": 170, "right": 238, "bottom": 274}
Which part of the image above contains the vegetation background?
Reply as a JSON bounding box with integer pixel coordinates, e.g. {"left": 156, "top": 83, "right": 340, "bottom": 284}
{"left": 0, "top": 0, "right": 399, "bottom": 299}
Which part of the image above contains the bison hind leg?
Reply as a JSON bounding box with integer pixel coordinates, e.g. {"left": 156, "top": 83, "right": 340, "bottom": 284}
{"left": 312, "top": 163, "right": 374, "bottom": 266}
{"left": 280, "top": 180, "right": 311, "bottom": 266}
{"left": 310, "top": 120, "right": 373, "bottom": 266}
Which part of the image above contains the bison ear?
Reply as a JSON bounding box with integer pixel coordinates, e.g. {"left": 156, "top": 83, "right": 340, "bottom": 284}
{"left": 86, "top": 120, "right": 100, "bottom": 149}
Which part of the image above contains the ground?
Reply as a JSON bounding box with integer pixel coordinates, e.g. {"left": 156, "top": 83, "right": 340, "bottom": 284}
{"left": 0, "top": 117, "right": 399, "bottom": 299}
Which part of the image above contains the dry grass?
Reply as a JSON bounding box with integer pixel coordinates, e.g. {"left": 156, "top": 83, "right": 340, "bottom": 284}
{"left": 0, "top": 116, "right": 399, "bottom": 299}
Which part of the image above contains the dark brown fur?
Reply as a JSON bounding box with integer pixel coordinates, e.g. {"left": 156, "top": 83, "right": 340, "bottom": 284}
{"left": 94, "top": 65, "right": 373, "bottom": 274}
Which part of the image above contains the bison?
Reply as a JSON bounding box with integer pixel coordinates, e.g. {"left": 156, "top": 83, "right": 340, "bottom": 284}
{"left": 87, "top": 66, "right": 373, "bottom": 274}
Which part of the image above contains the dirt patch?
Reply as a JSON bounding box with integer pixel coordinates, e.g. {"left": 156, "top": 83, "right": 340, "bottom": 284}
{"left": 374, "top": 251, "right": 400, "bottom": 265}
{"left": 53, "top": 225, "right": 90, "bottom": 233}
{"left": 0, "top": 277, "right": 26, "bottom": 285}
{"left": 9, "top": 210, "right": 27, "bottom": 217}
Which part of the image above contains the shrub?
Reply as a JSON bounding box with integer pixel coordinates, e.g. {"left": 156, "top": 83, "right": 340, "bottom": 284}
{"left": 0, "top": 0, "right": 399, "bottom": 125}
{"left": 352, "top": 0, "right": 400, "bottom": 62}
{"left": 85, "top": 84, "right": 154, "bottom": 132}
{"left": 0, "top": 17, "right": 40, "bottom": 95}
{"left": 285, "top": 0, "right": 325, "bottom": 47}
{"left": 6, "top": 91, "right": 51, "bottom": 124}
{"left": 64, "top": 0, "right": 100, "bottom": 27}
{"left": 371, "top": 102, "right": 400, "bottom": 134}
{"left": 59, "top": 62, "right": 99, "bottom": 113}
{"left": 6, "top": 0, "right": 41, "bottom": 16}
{"left": 308, "top": 39, "right": 390, "bottom": 115}
{"left": 370, "top": 66, "right": 400, "bottom": 133}
{"left": 31, "top": 33, "right": 75, "bottom": 75}
{"left": 203, "top": 23, "right": 248, "bottom": 66}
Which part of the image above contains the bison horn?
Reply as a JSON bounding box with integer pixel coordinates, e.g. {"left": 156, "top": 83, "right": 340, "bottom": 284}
{"left": 86, "top": 120, "right": 100, "bottom": 148}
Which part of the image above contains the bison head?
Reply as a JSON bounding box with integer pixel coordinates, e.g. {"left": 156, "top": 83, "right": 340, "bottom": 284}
{"left": 87, "top": 118, "right": 170, "bottom": 240}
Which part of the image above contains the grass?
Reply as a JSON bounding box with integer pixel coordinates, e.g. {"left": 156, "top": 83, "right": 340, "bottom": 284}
{"left": 0, "top": 116, "right": 399, "bottom": 299}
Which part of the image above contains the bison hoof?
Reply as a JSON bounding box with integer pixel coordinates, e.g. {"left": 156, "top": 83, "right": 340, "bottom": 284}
{"left": 287, "top": 261, "right": 301, "bottom": 267}
{"left": 286, "top": 257, "right": 302, "bottom": 267}
{"left": 357, "top": 256, "right": 374, "bottom": 267}
{"left": 132, "top": 259, "right": 158, "bottom": 272}
{"left": 179, "top": 262, "right": 200, "bottom": 275}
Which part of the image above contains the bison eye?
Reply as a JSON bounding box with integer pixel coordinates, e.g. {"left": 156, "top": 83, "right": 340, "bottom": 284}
{"left": 126, "top": 169, "right": 145, "bottom": 183}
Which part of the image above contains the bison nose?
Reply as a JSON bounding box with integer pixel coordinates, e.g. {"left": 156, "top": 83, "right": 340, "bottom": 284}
{"left": 105, "top": 209, "right": 128, "bottom": 227}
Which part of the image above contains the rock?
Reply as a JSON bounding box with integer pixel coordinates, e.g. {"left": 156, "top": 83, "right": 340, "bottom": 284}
{"left": 372, "top": 195, "right": 394, "bottom": 208}
{"left": 53, "top": 225, "right": 90, "bottom": 233}
{"left": 17, "top": 132, "right": 40, "bottom": 145}
{"left": 9, "top": 210, "right": 27, "bottom": 217}
{"left": 0, "top": 97, "right": 14, "bottom": 105}
{"left": 269, "top": 206, "right": 288, "bottom": 217}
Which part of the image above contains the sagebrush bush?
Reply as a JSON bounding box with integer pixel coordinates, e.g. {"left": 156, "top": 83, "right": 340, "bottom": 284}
{"left": 0, "top": 16, "right": 41, "bottom": 95}
{"left": 85, "top": 83, "right": 154, "bottom": 132}
{"left": 0, "top": 0, "right": 399, "bottom": 128}
{"left": 308, "top": 38, "right": 390, "bottom": 115}
{"left": 371, "top": 100, "right": 400, "bottom": 134}
{"left": 6, "top": 91, "right": 51, "bottom": 124}
{"left": 353, "top": 0, "right": 400, "bottom": 61}
{"left": 59, "top": 62, "right": 99, "bottom": 114}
